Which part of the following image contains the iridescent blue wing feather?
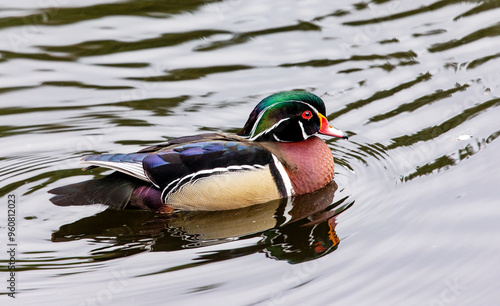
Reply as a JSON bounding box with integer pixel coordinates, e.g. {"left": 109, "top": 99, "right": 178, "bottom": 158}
{"left": 142, "top": 140, "right": 273, "bottom": 191}
{"left": 81, "top": 134, "right": 226, "bottom": 181}
{"left": 81, "top": 133, "right": 275, "bottom": 195}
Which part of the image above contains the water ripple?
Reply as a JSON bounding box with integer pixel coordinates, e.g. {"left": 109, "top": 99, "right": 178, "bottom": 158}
{"left": 1, "top": 0, "right": 500, "bottom": 304}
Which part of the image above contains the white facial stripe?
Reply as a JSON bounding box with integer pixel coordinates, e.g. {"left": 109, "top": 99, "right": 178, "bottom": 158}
{"left": 249, "top": 102, "right": 280, "bottom": 138}
{"left": 272, "top": 155, "right": 293, "bottom": 197}
{"left": 249, "top": 100, "right": 322, "bottom": 140}
{"left": 249, "top": 117, "right": 291, "bottom": 141}
{"left": 273, "top": 134, "right": 283, "bottom": 142}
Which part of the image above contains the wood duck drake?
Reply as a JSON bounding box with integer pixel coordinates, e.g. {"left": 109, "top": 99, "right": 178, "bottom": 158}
{"left": 81, "top": 91, "right": 348, "bottom": 211}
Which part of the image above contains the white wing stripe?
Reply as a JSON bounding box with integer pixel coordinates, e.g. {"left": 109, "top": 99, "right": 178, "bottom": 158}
{"left": 81, "top": 160, "right": 149, "bottom": 182}
{"left": 161, "top": 164, "right": 266, "bottom": 202}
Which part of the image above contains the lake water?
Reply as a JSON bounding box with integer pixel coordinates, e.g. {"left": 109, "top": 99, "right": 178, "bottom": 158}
{"left": 1, "top": 0, "right": 500, "bottom": 305}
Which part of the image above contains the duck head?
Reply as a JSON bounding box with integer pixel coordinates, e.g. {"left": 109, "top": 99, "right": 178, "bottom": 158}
{"left": 239, "top": 91, "right": 348, "bottom": 142}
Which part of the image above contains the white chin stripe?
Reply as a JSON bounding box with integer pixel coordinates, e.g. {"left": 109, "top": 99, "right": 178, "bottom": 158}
{"left": 298, "top": 121, "right": 310, "bottom": 140}
{"left": 272, "top": 155, "right": 294, "bottom": 197}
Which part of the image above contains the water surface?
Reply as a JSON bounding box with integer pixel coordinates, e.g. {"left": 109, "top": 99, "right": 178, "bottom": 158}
{"left": 1, "top": 0, "right": 500, "bottom": 305}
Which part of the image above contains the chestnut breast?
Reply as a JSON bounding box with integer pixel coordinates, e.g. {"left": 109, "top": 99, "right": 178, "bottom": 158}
{"left": 260, "top": 136, "right": 335, "bottom": 196}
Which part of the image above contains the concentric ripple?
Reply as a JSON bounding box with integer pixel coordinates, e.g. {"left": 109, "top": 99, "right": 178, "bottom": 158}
{"left": 1, "top": 0, "right": 500, "bottom": 304}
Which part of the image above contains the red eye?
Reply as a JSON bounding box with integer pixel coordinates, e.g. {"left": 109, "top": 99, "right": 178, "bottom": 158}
{"left": 302, "top": 110, "right": 313, "bottom": 120}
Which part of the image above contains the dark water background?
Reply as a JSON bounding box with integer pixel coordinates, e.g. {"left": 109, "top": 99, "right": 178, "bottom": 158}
{"left": 1, "top": 0, "right": 500, "bottom": 305}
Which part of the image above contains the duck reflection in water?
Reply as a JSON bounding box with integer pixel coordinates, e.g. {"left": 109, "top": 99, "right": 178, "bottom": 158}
{"left": 50, "top": 173, "right": 352, "bottom": 264}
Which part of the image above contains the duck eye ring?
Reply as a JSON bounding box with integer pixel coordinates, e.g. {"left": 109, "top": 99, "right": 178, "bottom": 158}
{"left": 302, "top": 110, "right": 313, "bottom": 120}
